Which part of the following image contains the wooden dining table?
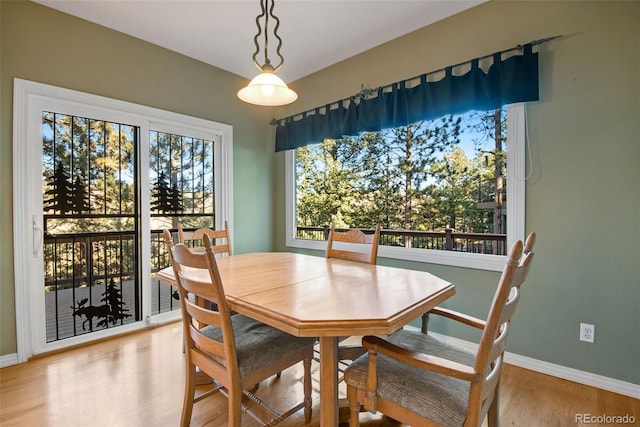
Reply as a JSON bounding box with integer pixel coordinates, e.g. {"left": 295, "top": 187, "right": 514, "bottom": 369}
{"left": 157, "top": 252, "right": 455, "bottom": 426}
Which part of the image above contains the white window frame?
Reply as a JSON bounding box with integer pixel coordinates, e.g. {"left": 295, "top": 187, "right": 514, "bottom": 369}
{"left": 285, "top": 103, "right": 526, "bottom": 272}
{"left": 13, "top": 78, "right": 233, "bottom": 361}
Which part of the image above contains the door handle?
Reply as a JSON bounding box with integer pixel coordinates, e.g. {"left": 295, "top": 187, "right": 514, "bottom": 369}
{"left": 32, "top": 215, "right": 42, "bottom": 258}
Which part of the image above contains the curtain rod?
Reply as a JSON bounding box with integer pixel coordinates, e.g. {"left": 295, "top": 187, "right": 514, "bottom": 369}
{"left": 272, "top": 35, "right": 562, "bottom": 125}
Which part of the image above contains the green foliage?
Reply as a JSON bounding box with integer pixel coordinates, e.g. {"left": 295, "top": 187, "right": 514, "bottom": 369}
{"left": 42, "top": 112, "right": 138, "bottom": 233}
{"left": 426, "top": 146, "right": 489, "bottom": 231}
{"left": 295, "top": 109, "right": 506, "bottom": 235}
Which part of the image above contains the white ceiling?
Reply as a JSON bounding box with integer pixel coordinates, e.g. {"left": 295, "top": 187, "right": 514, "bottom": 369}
{"left": 34, "top": 0, "right": 485, "bottom": 83}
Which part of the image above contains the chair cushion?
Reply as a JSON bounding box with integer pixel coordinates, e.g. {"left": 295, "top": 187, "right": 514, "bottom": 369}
{"left": 200, "top": 314, "right": 315, "bottom": 377}
{"left": 344, "top": 329, "right": 475, "bottom": 427}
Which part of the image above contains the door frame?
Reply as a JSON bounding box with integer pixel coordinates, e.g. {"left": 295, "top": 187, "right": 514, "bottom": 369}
{"left": 12, "top": 78, "right": 233, "bottom": 361}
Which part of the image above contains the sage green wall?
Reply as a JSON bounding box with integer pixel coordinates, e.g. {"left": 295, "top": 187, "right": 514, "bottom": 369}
{"left": 0, "top": 1, "right": 275, "bottom": 355}
{"left": 274, "top": 1, "right": 640, "bottom": 384}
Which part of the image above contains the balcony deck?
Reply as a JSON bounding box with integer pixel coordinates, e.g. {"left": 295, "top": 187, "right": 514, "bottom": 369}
{"left": 45, "top": 278, "right": 178, "bottom": 342}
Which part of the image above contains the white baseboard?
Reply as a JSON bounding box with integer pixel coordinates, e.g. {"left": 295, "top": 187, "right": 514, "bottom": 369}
{"left": 415, "top": 328, "right": 640, "bottom": 399}
{"left": 1, "top": 353, "right": 18, "bottom": 368}
{"left": 504, "top": 350, "right": 640, "bottom": 399}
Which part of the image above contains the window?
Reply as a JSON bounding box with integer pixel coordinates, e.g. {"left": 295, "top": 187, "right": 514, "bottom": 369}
{"left": 285, "top": 104, "right": 525, "bottom": 271}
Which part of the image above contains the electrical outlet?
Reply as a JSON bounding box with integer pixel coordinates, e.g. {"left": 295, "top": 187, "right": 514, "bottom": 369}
{"left": 580, "top": 323, "right": 595, "bottom": 343}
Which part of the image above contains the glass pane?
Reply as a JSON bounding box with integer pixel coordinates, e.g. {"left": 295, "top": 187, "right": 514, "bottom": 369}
{"left": 295, "top": 108, "right": 507, "bottom": 255}
{"left": 149, "top": 130, "right": 215, "bottom": 315}
{"left": 42, "top": 112, "right": 140, "bottom": 342}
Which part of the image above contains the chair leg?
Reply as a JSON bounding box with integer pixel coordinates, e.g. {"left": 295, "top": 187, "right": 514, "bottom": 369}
{"left": 346, "top": 385, "right": 361, "bottom": 427}
{"left": 487, "top": 384, "right": 501, "bottom": 427}
{"left": 181, "top": 363, "right": 196, "bottom": 427}
{"left": 421, "top": 312, "right": 430, "bottom": 334}
{"left": 228, "top": 388, "right": 243, "bottom": 427}
{"left": 303, "top": 354, "right": 312, "bottom": 424}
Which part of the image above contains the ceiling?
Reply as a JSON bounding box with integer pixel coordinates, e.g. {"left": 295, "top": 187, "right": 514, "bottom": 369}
{"left": 34, "top": 0, "right": 485, "bottom": 83}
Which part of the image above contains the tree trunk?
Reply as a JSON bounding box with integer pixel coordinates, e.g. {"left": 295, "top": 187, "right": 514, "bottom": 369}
{"left": 493, "top": 108, "right": 503, "bottom": 236}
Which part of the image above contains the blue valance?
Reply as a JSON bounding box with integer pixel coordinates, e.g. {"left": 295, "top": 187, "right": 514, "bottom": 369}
{"left": 275, "top": 43, "right": 539, "bottom": 152}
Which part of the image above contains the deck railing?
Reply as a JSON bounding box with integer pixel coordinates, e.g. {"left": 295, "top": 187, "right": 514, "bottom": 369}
{"left": 43, "top": 227, "right": 505, "bottom": 342}
{"left": 296, "top": 226, "right": 507, "bottom": 256}
{"left": 43, "top": 230, "right": 179, "bottom": 342}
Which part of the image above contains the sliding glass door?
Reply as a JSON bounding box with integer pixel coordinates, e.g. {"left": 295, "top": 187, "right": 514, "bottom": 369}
{"left": 13, "top": 79, "right": 233, "bottom": 359}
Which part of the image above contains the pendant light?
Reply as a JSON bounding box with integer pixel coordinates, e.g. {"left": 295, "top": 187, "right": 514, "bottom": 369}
{"left": 237, "top": 0, "right": 298, "bottom": 106}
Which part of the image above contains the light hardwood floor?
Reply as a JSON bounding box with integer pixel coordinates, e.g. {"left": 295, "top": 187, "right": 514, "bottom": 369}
{"left": 1, "top": 322, "right": 638, "bottom": 426}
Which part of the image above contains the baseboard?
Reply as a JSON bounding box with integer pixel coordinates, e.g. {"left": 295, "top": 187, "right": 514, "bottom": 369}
{"left": 504, "top": 350, "right": 640, "bottom": 399}
{"left": 1, "top": 353, "right": 18, "bottom": 368}
{"left": 414, "top": 327, "right": 640, "bottom": 399}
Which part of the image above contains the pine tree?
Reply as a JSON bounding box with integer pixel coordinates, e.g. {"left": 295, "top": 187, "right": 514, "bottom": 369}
{"left": 71, "top": 175, "right": 90, "bottom": 213}
{"left": 169, "top": 182, "right": 183, "bottom": 213}
{"left": 426, "top": 146, "right": 481, "bottom": 231}
{"left": 98, "top": 278, "right": 131, "bottom": 328}
{"left": 151, "top": 171, "right": 172, "bottom": 213}
{"left": 43, "top": 161, "right": 75, "bottom": 214}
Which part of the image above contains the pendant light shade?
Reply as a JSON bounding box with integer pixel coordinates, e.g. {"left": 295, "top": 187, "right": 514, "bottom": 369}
{"left": 238, "top": 0, "right": 297, "bottom": 106}
{"left": 237, "top": 66, "right": 298, "bottom": 106}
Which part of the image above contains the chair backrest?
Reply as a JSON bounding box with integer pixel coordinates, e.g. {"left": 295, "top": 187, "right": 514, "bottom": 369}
{"left": 325, "top": 224, "right": 381, "bottom": 265}
{"left": 468, "top": 233, "right": 535, "bottom": 425}
{"left": 163, "top": 230, "right": 240, "bottom": 386}
{"left": 177, "top": 222, "right": 232, "bottom": 256}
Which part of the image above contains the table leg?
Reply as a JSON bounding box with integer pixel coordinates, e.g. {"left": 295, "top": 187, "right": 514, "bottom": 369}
{"left": 319, "top": 336, "right": 339, "bottom": 427}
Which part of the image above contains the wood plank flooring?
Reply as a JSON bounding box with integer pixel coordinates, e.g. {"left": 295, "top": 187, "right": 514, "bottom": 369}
{"left": 1, "top": 322, "right": 638, "bottom": 426}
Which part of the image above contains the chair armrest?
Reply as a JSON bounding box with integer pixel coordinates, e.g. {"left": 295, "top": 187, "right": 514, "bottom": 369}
{"left": 429, "top": 307, "right": 486, "bottom": 330}
{"left": 362, "top": 335, "right": 477, "bottom": 382}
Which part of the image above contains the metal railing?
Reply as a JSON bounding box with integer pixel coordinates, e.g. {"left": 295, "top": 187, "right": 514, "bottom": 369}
{"left": 296, "top": 226, "right": 507, "bottom": 255}
{"left": 43, "top": 226, "right": 505, "bottom": 342}
{"left": 43, "top": 230, "right": 179, "bottom": 342}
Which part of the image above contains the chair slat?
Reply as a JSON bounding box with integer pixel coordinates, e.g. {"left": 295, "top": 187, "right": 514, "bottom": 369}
{"left": 177, "top": 222, "right": 232, "bottom": 257}
{"left": 184, "top": 299, "right": 223, "bottom": 328}
{"left": 189, "top": 324, "right": 226, "bottom": 358}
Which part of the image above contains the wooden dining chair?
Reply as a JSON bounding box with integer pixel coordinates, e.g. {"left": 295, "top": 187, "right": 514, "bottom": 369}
{"left": 325, "top": 224, "right": 381, "bottom": 265}
{"left": 164, "top": 230, "right": 314, "bottom": 426}
{"left": 177, "top": 222, "right": 232, "bottom": 257}
{"left": 172, "top": 223, "right": 231, "bottom": 305}
{"left": 344, "top": 233, "right": 536, "bottom": 427}
{"left": 324, "top": 224, "right": 382, "bottom": 368}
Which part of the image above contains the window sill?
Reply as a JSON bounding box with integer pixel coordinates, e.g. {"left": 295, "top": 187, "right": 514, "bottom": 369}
{"left": 285, "top": 237, "right": 506, "bottom": 272}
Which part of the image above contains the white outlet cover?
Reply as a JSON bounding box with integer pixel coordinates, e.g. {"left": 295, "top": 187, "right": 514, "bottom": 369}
{"left": 580, "top": 323, "right": 595, "bottom": 343}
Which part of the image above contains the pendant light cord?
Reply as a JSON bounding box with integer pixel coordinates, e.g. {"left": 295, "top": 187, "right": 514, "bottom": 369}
{"left": 251, "top": 0, "right": 285, "bottom": 72}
